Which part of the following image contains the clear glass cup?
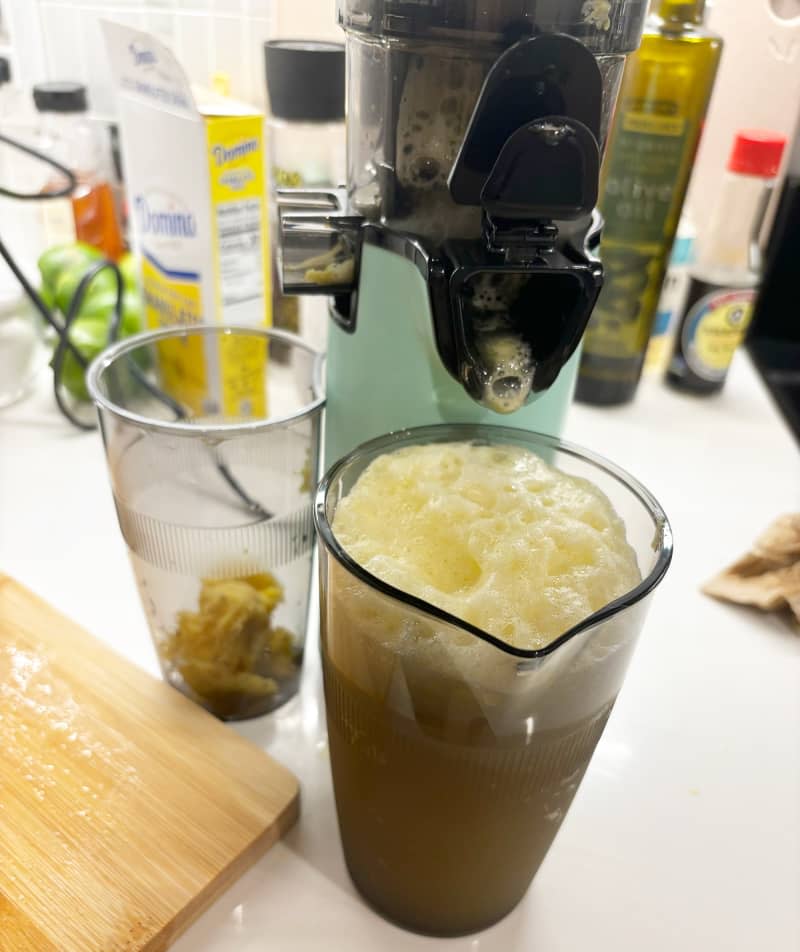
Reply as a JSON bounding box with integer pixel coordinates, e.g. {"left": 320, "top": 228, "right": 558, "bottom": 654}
{"left": 88, "top": 325, "right": 324, "bottom": 720}
{"left": 314, "top": 423, "right": 672, "bottom": 935}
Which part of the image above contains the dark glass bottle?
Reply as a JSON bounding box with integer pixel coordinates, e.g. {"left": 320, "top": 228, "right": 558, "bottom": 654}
{"left": 667, "top": 130, "right": 787, "bottom": 395}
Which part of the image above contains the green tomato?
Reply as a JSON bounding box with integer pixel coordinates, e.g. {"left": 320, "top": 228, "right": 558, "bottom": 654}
{"left": 37, "top": 242, "right": 103, "bottom": 292}
{"left": 71, "top": 289, "right": 116, "bottom": 323}
{"left": 38, "top": 283, "right": 55, "bottom": 311}
{"left": 55, "top": 263, "right": 118, "bottom": 316}
{"left": 118, "top": 252, "right": 140, "bottom": 293}
{"left": 60, "top": 302, "right": 145, "bottom": 401}
{"left": 60, "top": 318, "right": 110, "bottom": 402}
{"left": 121, "top": 293, "right": 145, "bottom": 337}
{"left": 73, "top": 290, "right": 143, "bottom": 336}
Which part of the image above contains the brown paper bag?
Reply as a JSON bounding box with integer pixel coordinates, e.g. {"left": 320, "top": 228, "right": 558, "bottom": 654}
{"left": 703, "top": 514, "right": 800, "bottom": 625}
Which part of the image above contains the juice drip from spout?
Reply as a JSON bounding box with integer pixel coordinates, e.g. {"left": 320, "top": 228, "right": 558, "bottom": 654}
{"left": 465, "top": 273, "right": 534, "bottom": 414}
{"left": 472, "top": 318, "right": 535, "bottom": 414}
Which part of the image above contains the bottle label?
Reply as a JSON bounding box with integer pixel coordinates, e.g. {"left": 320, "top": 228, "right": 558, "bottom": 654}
{"left": 582, "top": 244, "right": 668, "bottom": 358}
{"left": 643, "top": 265, "right": 691, "bottom": 374}
{"left": 601, "top": 105, "right": 688, "bottom": 246}
{"left": 680, "top": 282, "right": 756, "bottom": 382}
{"left": 582, "top": 100, "right": 692, "bottom": 367}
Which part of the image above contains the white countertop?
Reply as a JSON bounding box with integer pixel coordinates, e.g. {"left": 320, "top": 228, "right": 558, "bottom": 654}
{"left": 2, "top": 356, "right": 799, "bottom": 952}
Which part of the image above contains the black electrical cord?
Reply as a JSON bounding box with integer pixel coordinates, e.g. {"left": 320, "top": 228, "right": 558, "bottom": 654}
{"left": 0, "top": 232, "right": 85, "bottom": 363}
{"left": 0, "top": 130, "right": 77, "bottom": 200}
{"left": 0, "top": 128, "right": 117, "bottom": 430}
{"left": 50, "top": 260, "right": 124, "bottom": 430}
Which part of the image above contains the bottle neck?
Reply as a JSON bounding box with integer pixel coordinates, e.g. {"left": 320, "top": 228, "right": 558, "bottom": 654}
{"left": 655, "top": 0, "right": 706, "bottom": 27}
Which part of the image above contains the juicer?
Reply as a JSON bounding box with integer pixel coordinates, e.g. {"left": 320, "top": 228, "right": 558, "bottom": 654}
{"left": 278, "top": 0, "right": 648, "bottom": 464}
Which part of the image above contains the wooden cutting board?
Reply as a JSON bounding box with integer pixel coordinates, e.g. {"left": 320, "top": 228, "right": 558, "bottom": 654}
{"left": 0, "top": 575, "right": 300, "bottom": 952}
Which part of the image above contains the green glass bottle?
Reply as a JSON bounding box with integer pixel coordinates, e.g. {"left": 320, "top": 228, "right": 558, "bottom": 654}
{"left": 576, "top": 0, "right": 722, "bottom": 405}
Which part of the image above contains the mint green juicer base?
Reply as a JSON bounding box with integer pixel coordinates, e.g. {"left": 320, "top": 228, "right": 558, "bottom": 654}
{"left": 324, "top": 243, "right": 580, "bottom": 467}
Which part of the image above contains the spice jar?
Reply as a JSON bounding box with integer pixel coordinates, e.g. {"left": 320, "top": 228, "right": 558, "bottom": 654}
{"left": 264, "top": 41, "right": 346, "bottom": 350}
{"left": 33, "top": 82, "right": 125, "bottom": 260}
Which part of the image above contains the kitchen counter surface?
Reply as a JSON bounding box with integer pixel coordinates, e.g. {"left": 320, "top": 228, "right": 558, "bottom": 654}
{"left": 2, "top": 355, "right": 799, "bottom": 952}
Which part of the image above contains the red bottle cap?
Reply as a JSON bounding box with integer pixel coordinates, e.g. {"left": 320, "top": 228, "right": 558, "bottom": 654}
{"left": 727, "top": 130, "right": 788, "bottom": 178}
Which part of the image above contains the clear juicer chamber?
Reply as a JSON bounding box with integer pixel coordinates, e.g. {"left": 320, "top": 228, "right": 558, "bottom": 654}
{"left": 340, "top": 0, "right": 648, "bottom": 240}
{"left": 277, "top": 1, "right": 649, "bottom": 419}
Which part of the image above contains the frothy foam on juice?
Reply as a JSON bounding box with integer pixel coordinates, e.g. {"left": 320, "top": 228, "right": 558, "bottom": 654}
{"left": 332, "top": 441, "right": 640, "bottom": 650}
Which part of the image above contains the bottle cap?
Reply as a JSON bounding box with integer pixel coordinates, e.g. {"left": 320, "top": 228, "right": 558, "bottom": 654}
{"left": 264, "top": 41, "right": 345, "bottom": 122}
{"left": 33, "top": 82, "right": 88, "bottom": 113}
{"left": 657, "top": 0, "right": 706, "bottom": 25}
{"left": 728, "top": 130, "right": 788, "bottom": 178}
{"left": 211, "top": 71, "right": 231, "bottom": 98}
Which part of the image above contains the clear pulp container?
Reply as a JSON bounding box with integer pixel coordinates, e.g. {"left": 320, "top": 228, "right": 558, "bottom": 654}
{"left": 89, "top": 326, "right": 324, "bottom": 720}
{"left": 315, "top": 423, "right": 672, "bottom": 935}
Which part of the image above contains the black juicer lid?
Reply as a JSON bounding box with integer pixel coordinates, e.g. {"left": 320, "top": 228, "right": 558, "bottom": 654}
{"left": 264, "top": 41, "right": 345, "bottom": 122}
{"left": 33, "top": 81, "right": 88, "bottom": 113}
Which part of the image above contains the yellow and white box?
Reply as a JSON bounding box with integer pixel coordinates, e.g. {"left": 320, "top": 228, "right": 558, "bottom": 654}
{"left": 102, "top": 21, "right": 270, "bottom": 416}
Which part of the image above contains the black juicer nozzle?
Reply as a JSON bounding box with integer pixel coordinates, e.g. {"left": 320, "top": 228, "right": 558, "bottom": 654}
{"left": 427, "top": 33, "right": 606, "bottom": 412}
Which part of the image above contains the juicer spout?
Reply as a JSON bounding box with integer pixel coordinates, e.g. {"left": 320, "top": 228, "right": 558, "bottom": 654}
{"left": 415, "top": 32, "right": 606, "bottom": 411}
{"left": 421, "top": 212, "right": 602, "bottom": 411}
{"left": 277, "top": 187, "right": 363, "bottom": 296}
{"left": 471, "top": 321, "right": 537, "bottom": 414}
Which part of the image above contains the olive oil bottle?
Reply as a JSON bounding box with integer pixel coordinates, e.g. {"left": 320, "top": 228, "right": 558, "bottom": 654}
{"left": 576, "top": 0, "right": 722, "bottom": 405}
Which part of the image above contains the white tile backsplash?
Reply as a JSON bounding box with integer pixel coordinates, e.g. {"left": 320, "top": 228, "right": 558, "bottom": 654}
{"left": 248, "top": 16, "right": 272, "bottom": 109}
{"left": 21, "top": 0, "right": 276, "bottom": 117}
{"left": 274, "top": 0, "right": 338, "bottom": 39}
{"left": 80, "top": 9, "right": 115, "bottom": 114}
{"left": 212, "top": 14, "right": 247, "bottom": 97}
{"left": 101, "top": 10, "right": 146, "bottom": 28}
{"left": 174, "top": 10, "right": 212, "bottom": 85}
{"left": 248, "top": 0, "right": 273, "bottom": 17}
{"left": 145, "top": 9, "right": 176, "bottom": 43}
{"left": 40, "top": 4, "right": 87, "bottom": 82}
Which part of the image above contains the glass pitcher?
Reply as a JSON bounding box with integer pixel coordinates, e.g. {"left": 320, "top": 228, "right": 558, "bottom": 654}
{"left": 314, "top": 424, "right": 672, "bottom": 936}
